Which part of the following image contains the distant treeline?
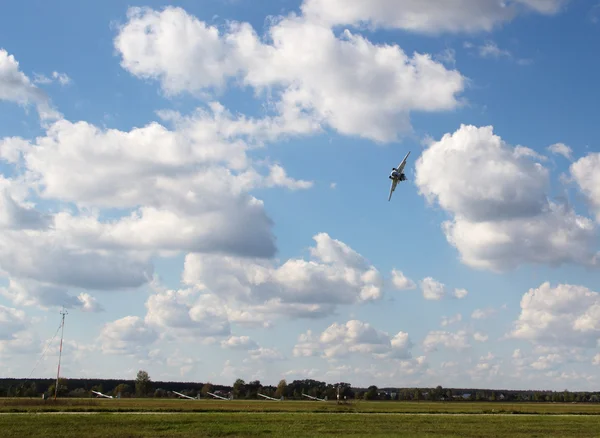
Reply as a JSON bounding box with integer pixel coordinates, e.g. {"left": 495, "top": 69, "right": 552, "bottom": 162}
{"left": 1, "top": 376, "right": 599, "bottom": 402}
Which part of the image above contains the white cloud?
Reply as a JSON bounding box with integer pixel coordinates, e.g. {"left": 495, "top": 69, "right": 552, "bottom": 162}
{"left": 0, "top": 182, "right": 52, "bottom": 230}
{"left": 221, "top": 335, "right": 258, "bottom": 350}
{"left": 293, "top": 320, "right": 413, "bottom": 360}
{"left": 33, "top": 71, "right": 71, "bottom": 86}
{"left": 530, "top": 353, "right": 564, "bottom": 370}
{"left": 390, "top": 269, "right": 416, "bottom": 290}
{"left": 0, "top": 330, "right": 38, "bottom": 357}
{"left": 510, "top": 282, "right": 600, "bottom": 348}
{"left": 0, "top": 95, "right": 322, "bottom": 303}
{"left": 570, "top": 153, "right": 600, "bottom": 222}
{"left": 144, "top": 286, "right": 231, "bottom": 340}
{"left": 77, "top": 293, "right": 104, "bottom": 312}
{"left": 441, "top": 313, "right": 462, "bottom": 327}
{"left": 247, "top": 347, "right": 285, "bottom": 362}
{"left": 0, "top": 49, "right": 61, "bottom": 121}
{"left": 420, "top": 277, "right": 445, "bottom": 300}
{"left": 165, "top": 351, "right": 200, "bottom": 377}
{"left": 434, "top": 48, "right": 456, "bottom": 66}
{"left": 513, "top": 145, "right": 547, "bottom": 161}
{"left": 548, "top": 142, "right": 573, "bottom": 160}
{"left": 300, "top": 0, "right": 567, "bottom": 34}
{"left": 0, "top": 305, "right": 28, "bottom": 341}
{"left": 472, "top": 308, "right": 496, "bottom": 319}
{"left": 0, "top": 278, "right": 104, "bottom": 312}
{"left": 423, "top": 330, "right": 470, "bottom": 352}
{"left": 114, "top": 6, "right": 466, "bottom": 143}
{"left": 0, "top": 230, "right": 153, "bottom": 290}
{"left": 477, "top": 41, "right": 512, "bottom": 58}
{"left": 263, "top": 165, "right": 313, "bottom": 190}
{"left": 182, "top": 232, "right": 383, "bottom": 321}
{"left": 13, "top": 107, "right": 316, "bottom": 260}
{"left": 98, "top": 316, "right": 159, "bottom": 356}
{"left": 415, "top": 124, "right": 598, "bottom": 271}
{"left": 473, "top": 332, "right": 489, "bottom": 342}
{"left": 0, "top": 137, "right": 31, "bottom": 164}
{"left": 453, "top": 288, "right": 469, "bottom": 299}
{"left": 467, "top": 352, "right": 501, "bottom": 381}
{"left": 292, "top": 330, "right": 320, "bottom": 357}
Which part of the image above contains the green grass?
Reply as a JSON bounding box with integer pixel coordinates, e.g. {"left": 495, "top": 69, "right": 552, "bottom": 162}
{"left": 1, "top": 412, "right": 600, "bottom": 437}
{"left": 3, "top": 398, "right": 600, "bottom": 415}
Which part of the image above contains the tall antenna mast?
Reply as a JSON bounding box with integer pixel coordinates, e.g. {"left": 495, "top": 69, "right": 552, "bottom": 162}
{"left": 54, "top": 307, "right": 68, "bottom": 400}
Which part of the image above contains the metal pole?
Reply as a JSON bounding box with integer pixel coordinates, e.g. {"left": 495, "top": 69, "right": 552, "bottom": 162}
{"left": 54, "top": 308, "right": 67, "bottom": 400}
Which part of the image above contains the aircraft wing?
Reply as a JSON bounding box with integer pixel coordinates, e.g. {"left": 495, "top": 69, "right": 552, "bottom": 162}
{"left": 207, "top": 392, "right": 230, "bottom": 400}
{"left": 396, "top": 151, "right": 411, "bottom": 174}
{"left": 388, "top": 178, "right": 398, "bottom": 201}
{"left": 91, "top": 390, "right": 113, "bottom": 399}
{"left": 173, "top": 391, "right": 194, "bottom": 400}
{"left": 258, "top": 393, "right": 280, "bottom": 401}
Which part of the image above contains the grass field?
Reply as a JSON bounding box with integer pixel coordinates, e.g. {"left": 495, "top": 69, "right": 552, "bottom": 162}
{"left": 2, "top": 399, "right": 600, "bottom": 437}
{"left": 3, "top": 397, "right": 600, "bottom": 414}
{"left": 3, "top": 412, "right": 600, "bottom": 437}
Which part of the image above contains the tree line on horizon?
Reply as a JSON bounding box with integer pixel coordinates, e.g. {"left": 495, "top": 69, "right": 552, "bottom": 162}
{"left": 1, "top": 371, "right": 599, "bottom": 403}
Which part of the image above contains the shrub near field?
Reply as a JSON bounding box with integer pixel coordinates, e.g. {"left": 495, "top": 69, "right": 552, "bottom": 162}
{"left": 3, "top": 376, "right": 600, "bottom": 403}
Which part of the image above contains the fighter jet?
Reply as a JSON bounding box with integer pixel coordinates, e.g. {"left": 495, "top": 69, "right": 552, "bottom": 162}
{"left": 388, "top": 151, "right": 410, "bottom": 201}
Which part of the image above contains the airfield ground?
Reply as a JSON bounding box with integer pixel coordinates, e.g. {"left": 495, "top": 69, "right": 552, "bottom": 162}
{"left": 2, "top": 398, "right": 600, "bottom": 437}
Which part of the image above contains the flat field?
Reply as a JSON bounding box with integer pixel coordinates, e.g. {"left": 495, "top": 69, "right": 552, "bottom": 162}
{"left": 2, "top": 399, "right": 600, "bottom": 437}
{"left": 3, "top": 397, "right": 600, "bottom": 414}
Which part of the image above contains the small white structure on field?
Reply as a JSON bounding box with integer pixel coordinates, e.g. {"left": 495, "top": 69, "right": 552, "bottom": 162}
{"left": 173, "top": 391, "right": 199, "bottom": 400}
{"left": 258, "top": 393, "right": 283, "bottom": 401}
{"left": 91, "top": 390, "right": 113, "bottom": 399}
{"left": 302, "top": 393, "right": 327, "bottom": 402}
{"left": 207, "top": 391, "right": 232, "bottom": 400}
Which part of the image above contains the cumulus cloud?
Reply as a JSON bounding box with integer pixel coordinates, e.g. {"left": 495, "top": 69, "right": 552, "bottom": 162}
{"left": 114, "top": 6, "right": 466, "bottom": 143}
{"left": 77, "top": 293, "right": 104, "bottom": 312}
{"left": 391, "top": 269, "right": 416, "bottom": 290}
{"left": 33, "top": 71, "right": 71, "bottom": 86}
{"left": 420, "top": 277, "right": 445, "bottom": 300}
{"left": 0, "top": 305, "right": 28, "bottom": 341}
{"left": 0, "top": 183, "right": 52, "bottom": 230}
{"left": 144, "top": 286, "right": 231, "bottom": 340}
{"left": 0, "top": 278, "right": 104, "bottom": 312}
{"left": 548, "top": 142, "right": 573, "bottom": 160}
{"left": 419, "top": 277, "right": 466, "bottom": 300}
{"left": 415, "top": 124, "right": 598, "bottom": 271}
{"left": 246, "top": 347, "right": 285, "bottom": 362}
{"left": 221, "top": 335, "right": 258, "bottom": 350}
{"left": 509, "top": 282, "right": 600, "bottom": 349}
{"left": 0, "top": 49, "right": 61, "bottom": 121}
{"left": 476, "top": 41, "right": 512, "bottom": 58}
{"left": 453, "top": 288, "right": 469, "bottom": 299}
{"left": 423, "top": 330, "right": 470, "bottom": 352}
{"left": 98, "top": 316, "right": 159, "bottom": 356}
{"left": 473, "top": 332, "right": 489, "bottom": 342}
{"left": 300, "top": 0, "right": 567, "bottom": 34}
{"left": 0, "top": 96, "right": 318, "bottom": 307}
{"left": 0, "top": 229, "right": 153, "bottom": 290}
{"left": 472, "top": 308, "right": 496, "bottom": 319}
{"left": 441, "top": 313, "right": 462, "bottom": 327}
{"left": 14, "top": 105, "right": 317, "bottom": 258}
{"left": 570, "top": 153, "right": 600, "bottom": 222}
{"left": 182, "top": 232, "right": 383, "bottom": 322}
{"left": 293, "top": 320, "right": 413, "bottom": 360}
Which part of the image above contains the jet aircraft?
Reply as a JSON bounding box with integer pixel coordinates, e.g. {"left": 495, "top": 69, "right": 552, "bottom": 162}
{"left": 388, "top": 151, "right": 410, "bottom": 201}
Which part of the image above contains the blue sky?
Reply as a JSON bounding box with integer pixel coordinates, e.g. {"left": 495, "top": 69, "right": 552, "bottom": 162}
{"left": 0, "top": 0, "right": 599, "bottom": 391}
